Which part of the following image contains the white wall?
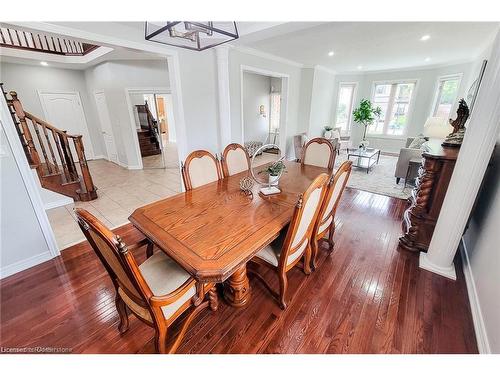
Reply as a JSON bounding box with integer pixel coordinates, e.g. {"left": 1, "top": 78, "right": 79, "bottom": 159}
{"left": 462, "top": 135, "right": 500, "bottom": 353}
{"left": 308, "top": 67, "right": 336, "bottom": 137}
{"left": 84, "top": 59, "right": 170, "bottom": 167}
{"left": 332, "top": 62, "right": 475, "bottom": 153}
{"left": 0, "top": 125, "right": 51, "bottom": 276}
{"left": 228, "top": 48, "right": 304, "bottom": 160}
{"left": 242, "top": 72, "right": 271, "bottom": 144}
{"left": 0, "top": 62, "right": 105, "bottom": 157}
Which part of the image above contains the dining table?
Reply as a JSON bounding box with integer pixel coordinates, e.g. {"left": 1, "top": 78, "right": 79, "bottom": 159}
{"left": 129, "top": 161, "right": 330, "bottom": 308}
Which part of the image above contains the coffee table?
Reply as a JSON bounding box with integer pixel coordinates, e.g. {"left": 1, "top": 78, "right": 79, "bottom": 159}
{"left": 347, "top": 148, "right": 381, "bottom": 174}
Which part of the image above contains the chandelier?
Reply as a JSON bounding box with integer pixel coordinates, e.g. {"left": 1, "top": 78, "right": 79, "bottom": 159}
{"left": 145, "top": 22, "right": 238, "bottom": 51}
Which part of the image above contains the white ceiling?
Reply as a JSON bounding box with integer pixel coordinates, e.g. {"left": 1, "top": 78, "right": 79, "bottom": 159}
{"left": 238, "top": 22, "right": 500, "bottom": 73}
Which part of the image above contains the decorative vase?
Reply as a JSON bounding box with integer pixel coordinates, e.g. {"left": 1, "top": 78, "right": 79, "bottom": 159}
{"left": 324, "top": 130, "right": 333, "bottom": 139}
{"left": 269, "top": 174, "right": 280, "bottom": 186}
{"left": 360, "top": 140, "right": 369, "bottom": 151}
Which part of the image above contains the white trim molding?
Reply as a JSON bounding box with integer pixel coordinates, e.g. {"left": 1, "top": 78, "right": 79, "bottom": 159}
{"left": 216, "top": 46, "right": 232, "bottom": 151}
{"left": 420, "top": 30, "right": 500, "bottom": 280}
{"left": 460, "top": 238, "right": 491, "bottom": 353}
{"left": 230, "top": 45, "right": 304, "bottom": 68}
{"left": 0, "top": 251, "right": 53, "bottom": 280}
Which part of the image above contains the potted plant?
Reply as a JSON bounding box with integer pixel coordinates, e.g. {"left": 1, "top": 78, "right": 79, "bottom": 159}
{"left": 324, "top": 125, "right": 334, "bottom": 139}
{"left": 352, "top": 99, "right": 382, "bottom": 150}
{"left": 259, "top": 159, "right": 287, "bottom": 186}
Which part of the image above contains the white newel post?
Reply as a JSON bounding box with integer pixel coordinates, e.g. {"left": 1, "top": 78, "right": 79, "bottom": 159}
{"left": 419, "top": 31, "right": 500, "bottom": 280}
{"left": 216, "top": 46, "right": 232, "bottom": 151}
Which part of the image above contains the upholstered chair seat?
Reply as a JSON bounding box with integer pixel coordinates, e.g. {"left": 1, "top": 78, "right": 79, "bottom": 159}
{"left": 75, "top": 209, "right": 218, "bottom": 354}
{"left": 249, "top": 173, "right": 329, "bottom": 309}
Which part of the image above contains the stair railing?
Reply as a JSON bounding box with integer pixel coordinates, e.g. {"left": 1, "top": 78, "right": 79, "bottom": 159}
{"left": 144, "top": 101, "right": 161, "bottom": 147}
{"left": 6, "top": 90, "right": 98, "bottom": 200}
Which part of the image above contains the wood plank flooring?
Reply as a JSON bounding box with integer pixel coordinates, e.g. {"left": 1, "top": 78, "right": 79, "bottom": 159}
{"left": 0, "top": 188, "right": 478, "bottom": 353}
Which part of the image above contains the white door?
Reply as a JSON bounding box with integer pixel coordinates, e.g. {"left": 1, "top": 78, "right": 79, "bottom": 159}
{"left": 38, "top": 91, "right": 95, "bottom": 159}
{"left": 94, "top": 92, "right": 118, "bottom": 163}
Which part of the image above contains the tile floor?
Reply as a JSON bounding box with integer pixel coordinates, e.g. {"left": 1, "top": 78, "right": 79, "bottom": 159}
{"left": 47, "top": 159, "right": 182, "bottom": 250}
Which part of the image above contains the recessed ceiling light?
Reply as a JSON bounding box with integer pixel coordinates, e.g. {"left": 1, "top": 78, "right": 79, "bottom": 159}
{"left": 420, "top": 35, "right": 430, "bottom": 41}
{"left": 425, "top": 57, "right": 431, "bottom": 62}
{"left": 357, "top": 65, "right": 363, "bottom": 70}
{"left": 40, "top": 61, "right": 48, "bottom": 66}
{"left": 328, "top": 51, "right": 334, "bottom": 57}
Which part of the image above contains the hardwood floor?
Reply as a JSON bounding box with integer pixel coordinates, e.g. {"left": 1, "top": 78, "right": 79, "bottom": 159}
{"left": 0, "top": 188, "right": 478, "bottom": 354}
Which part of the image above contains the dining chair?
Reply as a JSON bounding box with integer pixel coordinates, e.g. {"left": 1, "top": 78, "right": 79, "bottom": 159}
{"left": 311, "top": 161, "right": 352, "bottom": 270}
{"left": 249, "top": 173, "right": 329, "bottom": 309}
{"left": 301, "top": 137, "right": 336, "bottom": 169}
{"left": 75, "top": 208, "right": 218, "bottom": 354}
{"left": 221, "top": 143, "right": 251, "bottom": 177}
{"left": 181, "top": 150, "right": 222, "bottom": 190}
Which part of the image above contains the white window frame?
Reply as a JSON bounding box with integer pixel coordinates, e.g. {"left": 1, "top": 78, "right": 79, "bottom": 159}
{"left": 430, "top": 73, "right": 463, "bottom": 119}
{"left": 368, "top": 79, "right": 418, "bottom": 139}
{"left": 334, "top": 82, "right": 358, "bottom": 135}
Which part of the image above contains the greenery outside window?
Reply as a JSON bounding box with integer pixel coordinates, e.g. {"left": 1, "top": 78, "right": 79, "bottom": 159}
{"left": 369, "top": 81, "right": 416, "bottom": 136}
{"left": 431, "top": 74, "right": 462, "bottom": 120}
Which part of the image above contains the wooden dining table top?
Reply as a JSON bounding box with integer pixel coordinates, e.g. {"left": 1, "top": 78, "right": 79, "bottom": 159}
{"left": 129, "top": 161, "right": 330, "bottom": 283}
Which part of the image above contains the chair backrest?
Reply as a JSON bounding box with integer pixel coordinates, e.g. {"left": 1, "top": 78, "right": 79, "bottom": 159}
{"left": 75, "top": 208, "right": 152, "bottom": 306}
{"left": 301, "top": 137, "right": 335, "bottom": 169}
{"left": 314, "top": 161, "right": 352, "bottom": 238}
{"left": 280, "top": 173, "right": 329, "bottom": 269}
{"left": 222, "top": 143, "right": 250, "bottom": 177}
{"left": 182, "top": 150, "right": 222, "bottom": 190}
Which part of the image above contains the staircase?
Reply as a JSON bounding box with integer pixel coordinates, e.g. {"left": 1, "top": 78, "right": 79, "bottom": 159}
{"left": 2, "top": 85, "right": 98, "bottom": 201}
{"left": 136, "top": 102, "right": 161, "bottom": 157}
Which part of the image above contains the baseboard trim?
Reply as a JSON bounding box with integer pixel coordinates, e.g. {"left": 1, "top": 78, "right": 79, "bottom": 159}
{"left": 44, "top": 196, "right": 74, "bottom": 210}
{"left": 460, "top": 238, "right": 491, "bottom": 353}
{"left": 0, "top": 251, "right": 54, "bottom": 279}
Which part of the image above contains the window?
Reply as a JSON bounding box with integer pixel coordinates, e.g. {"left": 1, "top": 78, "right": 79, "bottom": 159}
{"left": 269, "top": 92, "right": 281, "bottom": 133}
{"left": 369, "top": 81, "right": 416, "bottom": 136}
{"left": 334, "top": 83, "right": 356, "bottom": 133}
{"left": 432, "top": 75, "right": 461, "bottom": 119}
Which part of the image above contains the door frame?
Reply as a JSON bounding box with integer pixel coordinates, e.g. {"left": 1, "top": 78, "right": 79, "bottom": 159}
{"left": 37, "top": 89, "right": 96, "bottom": 159}
{"left": 240, "top": 65, "right": 290, "bottom": 158}
{"left": 93, "top": 90, "right": 118, "bottom": 164}
{"left": 125, "top": 87, "right": 172, "bottom": 170}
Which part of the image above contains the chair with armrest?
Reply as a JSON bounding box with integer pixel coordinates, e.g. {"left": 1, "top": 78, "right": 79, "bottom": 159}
{"left": 249, "top": 173, "right": 329, "bottom": 309}
{"left": 394, "top": 137, "right": 426, "bottom": 184}
{"left": 75, "top": 208, "right": 218, "bottom": 354}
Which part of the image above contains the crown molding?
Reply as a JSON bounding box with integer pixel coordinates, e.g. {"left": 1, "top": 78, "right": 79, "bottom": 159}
{"left": 228, "top": 45, "right": 303, "bottom": 68}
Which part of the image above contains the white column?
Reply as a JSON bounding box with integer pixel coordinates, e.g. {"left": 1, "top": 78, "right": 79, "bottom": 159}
{"left": 215, "top": 46, "right": 232, "bottom": 151}
{"left": 420, "top": 30, "right": 500, "bottom": 280}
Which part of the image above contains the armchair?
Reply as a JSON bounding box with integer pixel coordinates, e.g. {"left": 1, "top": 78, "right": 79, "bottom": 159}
{"left": 394, "top": 137, "right": 426, "bottom": 184}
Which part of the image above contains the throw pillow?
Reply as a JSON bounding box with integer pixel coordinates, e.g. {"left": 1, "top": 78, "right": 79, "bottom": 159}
{"left": 408, "top": 134, "right": 427, "bottom": 149}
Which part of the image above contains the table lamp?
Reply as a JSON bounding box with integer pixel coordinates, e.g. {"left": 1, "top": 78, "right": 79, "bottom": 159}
{"left": 423, "top": 117, "right": 453, "bottom": 139}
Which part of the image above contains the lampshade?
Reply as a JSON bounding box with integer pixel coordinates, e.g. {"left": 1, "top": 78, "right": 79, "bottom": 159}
{"left": 423, "top": 117, "right": 453, "bottom": 139}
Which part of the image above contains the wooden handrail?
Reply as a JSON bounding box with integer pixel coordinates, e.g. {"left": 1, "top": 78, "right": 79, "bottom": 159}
{"left": 5, "top": 90, "right": 98, "bottom": 201}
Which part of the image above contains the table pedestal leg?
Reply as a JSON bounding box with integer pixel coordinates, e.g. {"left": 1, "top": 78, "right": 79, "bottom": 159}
{"left": 223, "top": 264, "right": 251, "bottom": 307}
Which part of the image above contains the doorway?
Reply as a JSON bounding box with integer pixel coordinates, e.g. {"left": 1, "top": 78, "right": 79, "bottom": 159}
{"left": 127, "top": 90, "right": 178, "bottom": 169}
{"left": 241, "top": 71, "right": 284, "bottom": 167}
{"left": 94, "top": 91, "right": 118, "bottom": 164}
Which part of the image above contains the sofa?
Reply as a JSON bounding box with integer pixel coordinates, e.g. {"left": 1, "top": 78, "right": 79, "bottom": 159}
{"left": 394, "top": 137, "right": 428, "bottom": 184}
